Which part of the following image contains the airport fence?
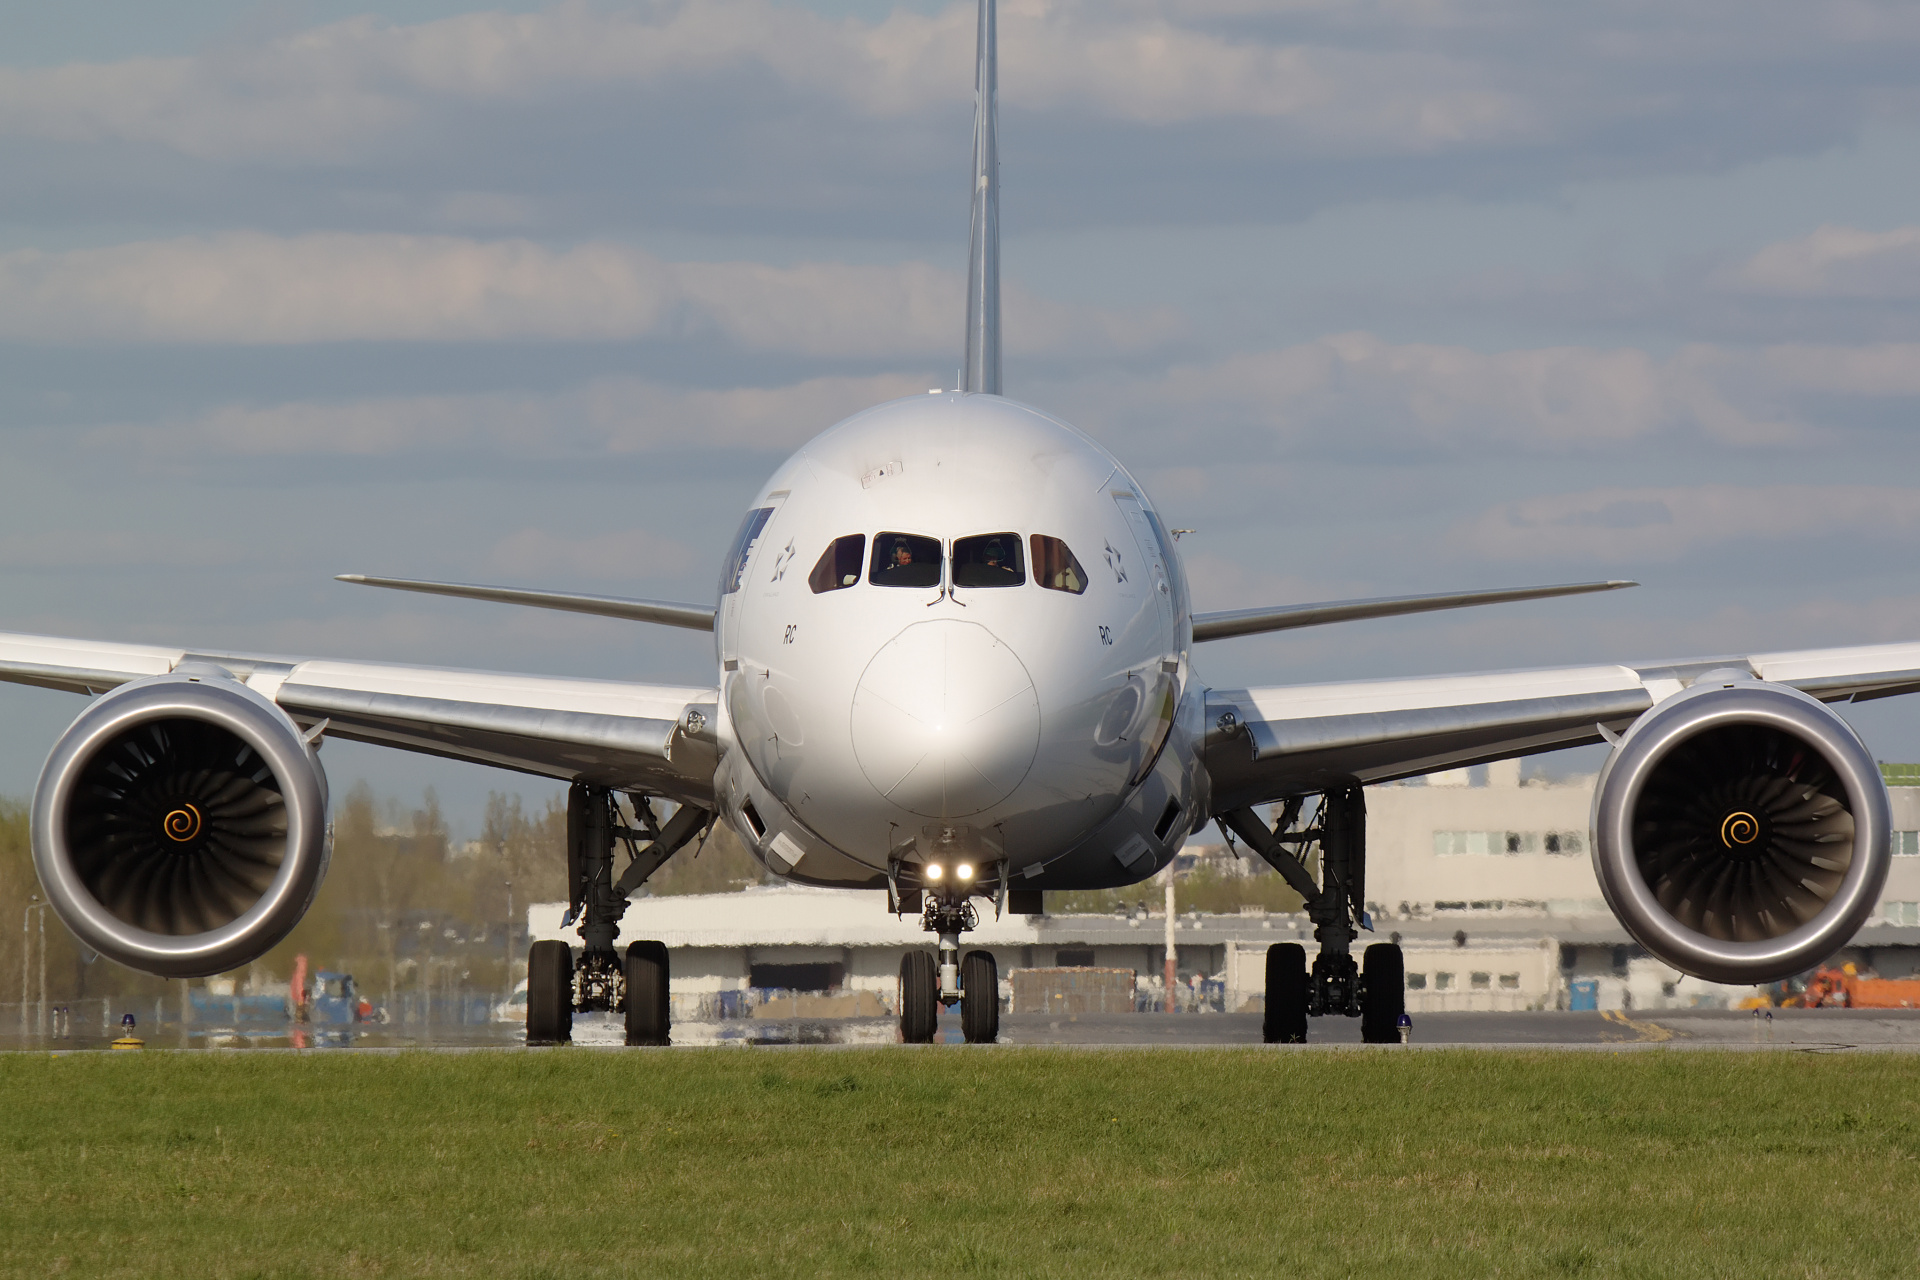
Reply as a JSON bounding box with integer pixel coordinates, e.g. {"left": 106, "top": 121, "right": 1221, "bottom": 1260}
{"left": 0, "top": 990, "right": 502, "bottom": 1047}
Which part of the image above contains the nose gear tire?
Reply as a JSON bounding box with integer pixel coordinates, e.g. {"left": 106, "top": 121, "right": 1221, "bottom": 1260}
{"left": 899, "top": 950, "right": 938, "bottom": 1043}
{"left": 1263, "top": 943, "right": 1307, "bottom": 1044}
{"left": 961, "top": 950, "right": 999, "bottom": 1044}
{"left": 624, "top": 940, "right": 670, "bottom": 1046}
{"left": 527, "top": 940, "right": 573, "bottom": 1045}
{"left": 1360, "top": 943, "right": 1405, "bottom": 1043}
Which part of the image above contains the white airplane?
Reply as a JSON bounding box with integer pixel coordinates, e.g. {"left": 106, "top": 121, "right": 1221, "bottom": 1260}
{"left": 4, "top": 0, "right": 1905, "bottom": 1046}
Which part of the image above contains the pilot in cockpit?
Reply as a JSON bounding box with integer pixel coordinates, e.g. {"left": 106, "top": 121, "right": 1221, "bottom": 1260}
{"left": 978, "top": 539, "right": 1019, "bottom": 582}
{"left": 882, "top": 539, "right": 915, "bottom": 577}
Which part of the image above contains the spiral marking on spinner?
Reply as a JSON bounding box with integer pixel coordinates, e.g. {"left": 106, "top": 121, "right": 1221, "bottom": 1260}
{"left": 1719, "top": 811, "right": 1759, "bottom": 848}
{"left": 163, "top": 803, "right": 203, "bottom": 844}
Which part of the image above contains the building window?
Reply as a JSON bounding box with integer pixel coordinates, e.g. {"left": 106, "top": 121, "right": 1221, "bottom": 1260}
{"left": 1498, "top": 973, "right": 1520, "bottom": 989}
{"left": 1470, "top": 972, "right": 1491, "bottom": 989}
{"left": 1435, "top": 973, "right": 1454, "bottom": 990}
{"left": 1895, "top": 832, "right": 1920, "bottom": 856}
{"left": 1883, "top": 902, "right": 1920, "bottom": 926}
{"left": 748, "top": 962, "right": 843, "bottom": 992}
{"left": 1055, "top": 949, "right": 1096, "bottom": 967}
{"left": 1406, "top": 973, "right": 1427, "bottom": 990}
{"left": 1437, "top": 829, "right": 1584, "bottom": 856}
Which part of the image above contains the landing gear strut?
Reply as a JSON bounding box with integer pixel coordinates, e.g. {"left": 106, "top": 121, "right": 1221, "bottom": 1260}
{"left": 523, "top": 782, "right": 708, "bottom": 1046}
{"left": 1222, "top": 786, "right": 1404, "bottom": 1044}
{"left": 896, "top": 882, "right": 1000, "bottom": 1044}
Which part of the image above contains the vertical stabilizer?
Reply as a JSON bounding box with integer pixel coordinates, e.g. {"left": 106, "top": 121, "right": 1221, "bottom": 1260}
{"left": 961, "top": 0, "right": 1000, "bottom": 395}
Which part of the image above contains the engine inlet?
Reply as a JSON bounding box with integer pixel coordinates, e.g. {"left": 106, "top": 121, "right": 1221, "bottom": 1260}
{"left": 66, "top": 718, "right": 291, "bottom": 937}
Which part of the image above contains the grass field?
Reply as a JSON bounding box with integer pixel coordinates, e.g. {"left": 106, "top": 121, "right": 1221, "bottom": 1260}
{"left": 3, "top": 1047, "right": 1917, "bottom": 1278}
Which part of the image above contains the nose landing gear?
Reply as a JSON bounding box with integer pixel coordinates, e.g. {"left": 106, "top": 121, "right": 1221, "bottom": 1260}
{"left": 1221, "top": 785, "right": 1405, "bottom": 1044}
{"left": 897, "top": 892, "right": 1000, "bottom": 1043}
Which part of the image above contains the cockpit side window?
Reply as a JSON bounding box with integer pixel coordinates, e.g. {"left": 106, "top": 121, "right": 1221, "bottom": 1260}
{"left": 720, "top": 506, "right": 775, "bottom": 595}
{"left": 808, "top": 535, "right": 867, "bottom": 593}
{"left": 1030, "top": 535, "right": 1087, "bottom": 595}
{"left": 952, "top": 533, "right": 1024, "bottom": 587}
{"left": 869, "top": 533, "right": 943, "bottom": 588}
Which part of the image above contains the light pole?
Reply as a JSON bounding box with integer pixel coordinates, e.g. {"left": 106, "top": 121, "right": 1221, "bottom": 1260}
{"left": 21, "top": 896, "right": 48, "bottom": 1040}
{"left": 1163, "top": 871, "right": 1178, "bottom": 1014}
{"left": 503, "top": 880, "right": 514, "bottom": 1006}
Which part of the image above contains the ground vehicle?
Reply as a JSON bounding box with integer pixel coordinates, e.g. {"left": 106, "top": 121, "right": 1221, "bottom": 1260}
{"left": 308, "top": 971, "right": 373, "bottom": 1024}
{"left": 1796, "top": 964, "right": 1920, "bottom": 1009}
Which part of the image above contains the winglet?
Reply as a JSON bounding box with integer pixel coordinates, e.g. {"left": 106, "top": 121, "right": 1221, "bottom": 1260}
{"left": 961, "top": 0, "right": 1000, "bottom": 395}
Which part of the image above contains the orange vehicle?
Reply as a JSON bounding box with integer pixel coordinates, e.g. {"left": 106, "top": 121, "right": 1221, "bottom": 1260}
{"left": 1797, "top": 964, "right": 1920, "bottom": 1009}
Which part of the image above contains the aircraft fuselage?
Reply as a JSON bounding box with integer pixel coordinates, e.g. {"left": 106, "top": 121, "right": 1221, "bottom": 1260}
{"left": 712, "top": 392, "right": 1208, "bottom": 892}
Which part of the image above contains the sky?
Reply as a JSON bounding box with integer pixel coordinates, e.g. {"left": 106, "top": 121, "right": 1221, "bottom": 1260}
{"left": 6, "top": 0, "right": 1920, "bottom": 835}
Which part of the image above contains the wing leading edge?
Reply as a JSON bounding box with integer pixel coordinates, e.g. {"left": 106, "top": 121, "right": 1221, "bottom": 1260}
{"left": 1191, "top": 580, "right": 1635, "bottom": 643}
{"left": 1204, "top": 640, "right": 1920, "bottom": 812}
{"left": 335, "top": 574, "right": 716, "bottom": 631}
{"left": 0, "top": 631, "right": 718, "bottom": 805}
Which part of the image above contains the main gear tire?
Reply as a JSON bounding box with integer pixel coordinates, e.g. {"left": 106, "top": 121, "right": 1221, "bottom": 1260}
{"left": 899, "top": 950, "right": 938, "bottom": 1044}
{"left": 624, "top": 940, "right": 670, "bottom": 1046}
{"left": 1361, "top": 942, "right": 1406, "bottom": 1044}
{"left": 960, "top": 950, "right": 1000, "bottom": 1044}
{"left": 527, "top": 940, "right": 573, "bottom": 1045}
{"left": 1263, "top": 943, "right": 1308, "bottom": 1044}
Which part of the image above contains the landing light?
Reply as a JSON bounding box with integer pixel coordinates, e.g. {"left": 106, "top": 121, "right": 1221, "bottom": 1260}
{"left": 926, "top": 863, "right": 944, "bottom": 880}
{"left": 957, "top": 863, "right": 974, "bottom": 881}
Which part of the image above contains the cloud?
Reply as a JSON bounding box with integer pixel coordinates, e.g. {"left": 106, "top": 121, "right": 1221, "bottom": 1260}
{"left": 4, "top": 2, "right": 1917, "bottom": 232}
{"left": 0, "top": 232, "right": 1179, "bottom": 352}
{"left": 1065, "top": 331, "right": 1806, "bottom": 457}
{"left": 59, "top": 328, "right": 1920, "bottom": 471}
{"left": 488, "top": 527, "right": 698, "bottom": 580}
{"left": 0, "top": 529, "right": 249, "bottom": 570}
{"left": 0, "top": 2, "right": 1535, "bottom": 158}
{"left": 1722, "top": 224, "right": 1920, "bottom": 299}
{"left": 1453, "top": 484, "right": 1920, "bottom": 561}
{"left": 71, "top": 371, "right": 929, "bottom": 460}
{"left": 1394, "top": 224, "right": 1920, "bottom": 346}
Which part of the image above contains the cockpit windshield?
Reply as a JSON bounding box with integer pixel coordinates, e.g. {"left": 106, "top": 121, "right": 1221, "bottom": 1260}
{"left": 808, "top": 535, "right": 866, "bottom": 593}
{"left": 952, "top": 533, "right": 1024, "bottom": 587}
{"left": 719, "top": 506, "right": 775, "bottom": 595}
{"left": 870, "top": 533, "right": 942, "bottom": 588}
{"left": 1030, "top": 535, "right": 1086, "bottom": 594}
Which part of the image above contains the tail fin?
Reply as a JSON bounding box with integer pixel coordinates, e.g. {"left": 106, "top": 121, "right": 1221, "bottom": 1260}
{"left": 961, "top": 0, "right": 1000, "bottom": 395}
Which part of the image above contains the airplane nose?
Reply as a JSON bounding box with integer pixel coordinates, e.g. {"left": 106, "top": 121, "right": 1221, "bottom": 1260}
{"left": 850, "top": 619, "right": 1039, "bottom": 818}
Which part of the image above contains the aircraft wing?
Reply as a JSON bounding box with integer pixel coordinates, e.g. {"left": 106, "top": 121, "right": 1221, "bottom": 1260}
{"left": 1203, "top": 640, "right": 1920, "bottom": 811}
{"left": 0, "top": 631, "right": 719, "bottom": 805}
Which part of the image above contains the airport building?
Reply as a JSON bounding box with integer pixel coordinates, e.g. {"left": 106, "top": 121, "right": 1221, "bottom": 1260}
{"left": 530, "top": 763, "right": 1920, "bottom": 1015}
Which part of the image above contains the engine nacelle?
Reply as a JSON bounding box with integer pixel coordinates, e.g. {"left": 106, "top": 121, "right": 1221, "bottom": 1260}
{"left": 1592, "top": 675, "right": 1890, "bottom": 984}
{"left": 31, "top": 671, "right": 331, "bottom": 978}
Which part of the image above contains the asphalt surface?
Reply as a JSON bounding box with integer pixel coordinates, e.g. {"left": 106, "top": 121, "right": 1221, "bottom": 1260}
{"left": 11, "top": 1007, "right": 1920, "bottom": 1052}
{"left": 990, "top": 1008, "right": 1920, "bottom": 1050}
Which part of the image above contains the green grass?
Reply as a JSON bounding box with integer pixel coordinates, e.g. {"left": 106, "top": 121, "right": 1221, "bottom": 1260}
{"left": 3, "top": 1048, "right": 1918, "bottom": 1278}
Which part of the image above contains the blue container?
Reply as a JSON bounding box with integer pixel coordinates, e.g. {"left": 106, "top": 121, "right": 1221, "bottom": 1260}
{"left": 1568, "top": 979, "right": 1599, "bottom": 1011}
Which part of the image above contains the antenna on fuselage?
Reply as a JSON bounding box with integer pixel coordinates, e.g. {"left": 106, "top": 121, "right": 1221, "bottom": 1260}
{"left": 961, "top": 0, "right": 1000, "bottom": 396}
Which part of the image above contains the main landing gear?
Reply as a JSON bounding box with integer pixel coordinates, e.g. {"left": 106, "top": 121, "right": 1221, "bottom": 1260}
{"left": 1221, "top": 785, "right": 1405, "bottom": 1045}
{"left": 895, "top": 880, "right": 1003, "bottom": 1045}
{"left": 524, "top": 782, "right": 709, "bottom": 1047}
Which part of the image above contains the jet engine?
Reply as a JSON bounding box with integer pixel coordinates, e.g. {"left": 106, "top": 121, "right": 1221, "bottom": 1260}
{"left": 1591, "top": 674, "right": 1890, "bottom": 984}
{"left": 30, "top": 671, "right": 331, "bottom": 978}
